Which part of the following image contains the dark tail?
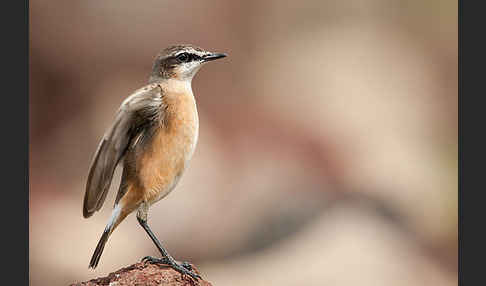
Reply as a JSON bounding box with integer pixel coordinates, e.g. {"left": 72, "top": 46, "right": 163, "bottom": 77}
{"left": 88, "top": 205, "right": 124, "bottom": 269}
{"left": 89, "top": 228, "right": 111, "bottom": 269}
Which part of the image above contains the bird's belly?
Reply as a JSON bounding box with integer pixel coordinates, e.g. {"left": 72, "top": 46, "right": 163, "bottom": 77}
{"left": 139, "top": 118, "right": 198, "bottom": 204}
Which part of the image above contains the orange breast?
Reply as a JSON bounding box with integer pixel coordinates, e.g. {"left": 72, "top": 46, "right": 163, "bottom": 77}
{"left": 137, "top": 91, "right": 199, "bottom": 204}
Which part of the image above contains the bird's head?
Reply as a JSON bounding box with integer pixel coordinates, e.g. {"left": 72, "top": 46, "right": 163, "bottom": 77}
{"left": 150, "top": 44, "right": 227, "bottom": 82}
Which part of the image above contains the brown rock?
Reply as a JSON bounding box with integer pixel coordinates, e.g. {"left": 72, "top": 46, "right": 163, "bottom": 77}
{"left": 70, "top": 262, "right": 212, "bottom": 286}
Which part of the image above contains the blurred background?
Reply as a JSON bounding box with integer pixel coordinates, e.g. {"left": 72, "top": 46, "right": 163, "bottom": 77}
{"left": 29, "top": 0, "right": 457, "bottom": 285}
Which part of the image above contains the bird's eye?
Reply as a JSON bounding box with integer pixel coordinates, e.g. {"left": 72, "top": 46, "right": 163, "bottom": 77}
{"left": 176, "top": 53, "right": 190, "bottom": 62}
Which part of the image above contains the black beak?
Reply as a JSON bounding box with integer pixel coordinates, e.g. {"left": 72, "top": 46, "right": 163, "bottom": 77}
{"left": 203, "top": 53, "right": 227, "bottom": 62}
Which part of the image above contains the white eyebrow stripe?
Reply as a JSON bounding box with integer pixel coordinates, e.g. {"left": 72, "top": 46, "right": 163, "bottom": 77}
{"left": 174, "top": 49, "right": 195, "bottom": 56}
{"left": 174, "top": 51, "right": 187, "bottom": 56}
{"left": 174, "top": 49, "right": 207, "bottom": 57}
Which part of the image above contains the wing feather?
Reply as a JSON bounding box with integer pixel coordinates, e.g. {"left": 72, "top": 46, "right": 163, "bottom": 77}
{"left": 83, "top": 84, "right": 162, "bottom": 218}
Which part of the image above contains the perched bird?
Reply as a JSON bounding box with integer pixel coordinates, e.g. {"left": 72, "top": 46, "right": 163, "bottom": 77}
{"left": 83, "top": 44, "right": 227, "bottom": 280}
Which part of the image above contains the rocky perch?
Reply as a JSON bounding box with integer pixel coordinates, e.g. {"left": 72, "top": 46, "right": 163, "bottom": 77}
{"left": 70, "top": 262, "right": 212, "bottom": 286}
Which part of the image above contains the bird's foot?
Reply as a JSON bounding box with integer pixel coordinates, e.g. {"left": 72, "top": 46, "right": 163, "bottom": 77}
{"left": 180, "top": 261, "right": 193, "bottom": 271}
{"left": 141, "top": 256, "right": 201, "bottom": 281}
{"left": 141, "top": 255, "right": 171, "bottom": 265}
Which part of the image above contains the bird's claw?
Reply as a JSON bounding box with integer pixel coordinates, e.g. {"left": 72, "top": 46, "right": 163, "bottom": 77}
{"left": 181, "top": 261, "right": 193, "bottom": 271}
{"left": 174, "top": 263, "right": 201, "bottom": 281}
{"left": 141, "top": 256, "right": 170, "bottom": 265}
{"left": 140, "top": 256, "right": 201, "bottom": 280}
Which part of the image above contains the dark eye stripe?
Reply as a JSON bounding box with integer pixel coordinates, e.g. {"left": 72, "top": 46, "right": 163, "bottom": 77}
{"left": 174, "top": 52, "right": 204, "bottom": 63}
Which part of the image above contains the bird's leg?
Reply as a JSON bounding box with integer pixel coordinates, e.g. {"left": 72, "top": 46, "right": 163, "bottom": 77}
{"left": 136, "top": 207, "right": 201, "bottom": 281}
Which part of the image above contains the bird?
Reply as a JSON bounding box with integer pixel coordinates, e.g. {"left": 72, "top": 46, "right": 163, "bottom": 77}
{"left": 82, "top": 44, "right": 227, "bottom": 280}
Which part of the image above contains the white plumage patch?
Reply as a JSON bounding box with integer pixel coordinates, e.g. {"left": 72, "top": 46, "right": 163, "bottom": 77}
{"left": 105, "top": 204, "right": 121, "bottom": 232}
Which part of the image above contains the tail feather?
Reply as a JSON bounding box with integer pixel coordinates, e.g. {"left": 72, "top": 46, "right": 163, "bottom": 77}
{"left": 88, "top": 204, "right": 123, "bottom": 269}
{"left": 89, "top": 229, "right": 111, "bottom": 269}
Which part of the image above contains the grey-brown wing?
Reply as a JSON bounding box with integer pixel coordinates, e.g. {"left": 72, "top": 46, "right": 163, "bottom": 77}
{"left": 83, "top": 84, "right": 163, "bottom": 218}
